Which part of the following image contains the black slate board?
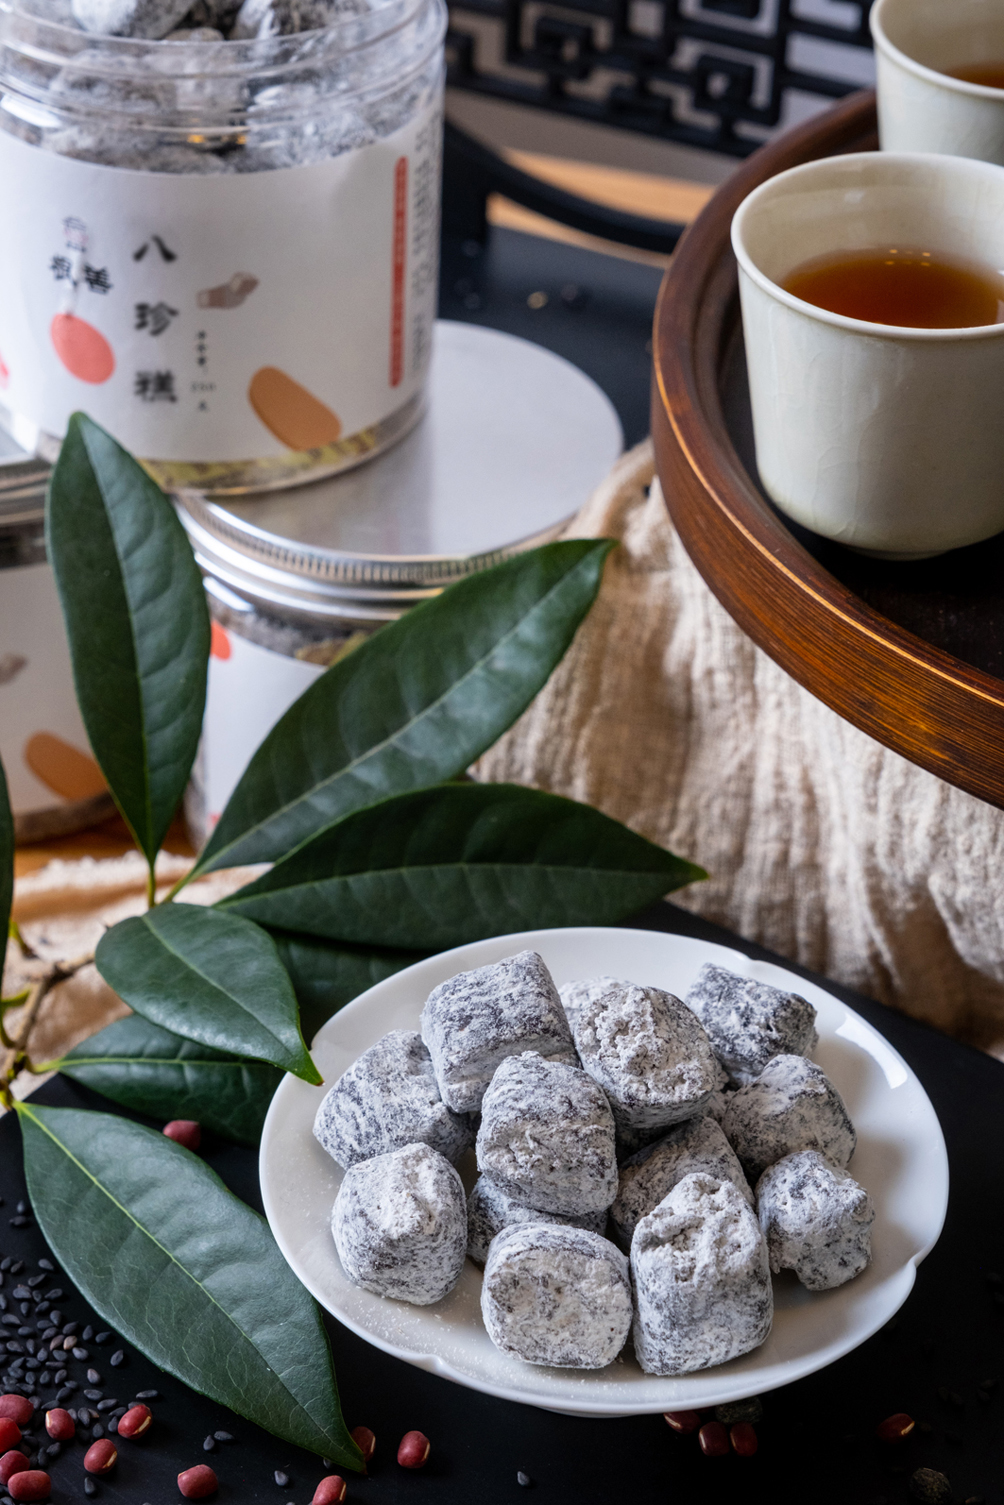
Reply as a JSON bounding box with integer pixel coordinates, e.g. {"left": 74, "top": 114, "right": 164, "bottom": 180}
{"left": 1, "top": 898, "right": 1002, "bottom": 1505}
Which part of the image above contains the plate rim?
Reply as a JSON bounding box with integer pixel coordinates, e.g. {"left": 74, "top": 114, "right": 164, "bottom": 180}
{"left": 260, "top": 925, "right": 949, "bottom": 1415}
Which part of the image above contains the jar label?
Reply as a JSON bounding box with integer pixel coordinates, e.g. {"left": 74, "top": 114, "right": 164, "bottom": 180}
{"left": 0, "top": 94, "right": 441, "bottom": 473}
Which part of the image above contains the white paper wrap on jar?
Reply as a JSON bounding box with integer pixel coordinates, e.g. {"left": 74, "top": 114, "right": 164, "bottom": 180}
{"left": 0, "top": 0, "right": 446, "bottom": 493}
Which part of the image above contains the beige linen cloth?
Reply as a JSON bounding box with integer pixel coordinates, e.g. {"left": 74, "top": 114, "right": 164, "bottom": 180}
{"left": 7, "top": 437, "right": 1004, "bottom": 1085}
{"left": 476, "top": 440, "right": 1004, "bottom": 1059}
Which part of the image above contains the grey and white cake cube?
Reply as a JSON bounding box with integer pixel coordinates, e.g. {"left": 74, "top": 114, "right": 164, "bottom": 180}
{"left": 466, "top": 1175, "right": 608, "bottom": 1265}
{"left": 631, "top": 1173, "right": 773, "bottom": 1375}
{"left": 421, "top": 950, "right": 577, "bottom": 1114}
{"left": 722, "top": 1054, "right": 856, "bottom": 1182}
{"left": 332, "top": 1142, "right": 466, "bottom": 1306}
{"left": 313, "top": 1030, "right": 475, "bottom": 1170}
{"left": 476, "top": 1051, "right": 617, "bottom": 1217}
{"left": 685, "top": 963, "right": 818, "bottom": 1086}
{"left": 558, "top": 975, "right": 628, "bottom": 1035}
{"left": 756, "top": 1150, "right": 874, "bottom": 1291}
{"left": 610, "top": 1114, "right": 754, "bottom": 1250}
{"left": 481, "top": 1224, "right": 632, "bottom": 1369}
{"left": 569, "top": 980, "right": 720, "bottom": 1133}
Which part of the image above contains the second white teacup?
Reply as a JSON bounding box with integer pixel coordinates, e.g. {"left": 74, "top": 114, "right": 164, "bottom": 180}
{"left": 732, "top": 151, "right": 1004, "bottom": 559}
{"left": 872, "top": 0, "right": 1004, "bottom": 163}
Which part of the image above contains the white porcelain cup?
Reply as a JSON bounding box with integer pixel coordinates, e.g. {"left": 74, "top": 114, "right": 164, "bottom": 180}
{"left": 872, "top": 0, "right": 1004, "bottom": 163}
{"left": 731, "top": 151, "right": 1004, "bottom": 559}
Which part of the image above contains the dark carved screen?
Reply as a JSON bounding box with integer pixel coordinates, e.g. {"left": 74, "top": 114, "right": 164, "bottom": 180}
{"left": 445, "top": 0, "right": 877, "bottom": 157}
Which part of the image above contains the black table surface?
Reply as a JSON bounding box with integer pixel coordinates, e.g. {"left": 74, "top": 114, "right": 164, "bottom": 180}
{"left": 1, "top": 896, "right": 1002, "bottom": 1505}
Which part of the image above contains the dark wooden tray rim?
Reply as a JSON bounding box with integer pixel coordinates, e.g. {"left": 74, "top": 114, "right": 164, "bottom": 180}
{"left": 652, "top": 90, "right": 1004, "bottom": 812}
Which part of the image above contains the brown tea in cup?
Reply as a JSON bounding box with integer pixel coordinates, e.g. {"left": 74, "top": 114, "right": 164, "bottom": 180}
{"left": 946, "top": 62, "right": 1004, "bottom": 88}
{"left": 782, "top": 247, "right": 1004, "bottom": 328}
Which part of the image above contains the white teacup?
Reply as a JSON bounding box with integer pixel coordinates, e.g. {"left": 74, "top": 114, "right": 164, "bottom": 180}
{"left": 731, "top": 151, "right": 1004, "bottom": 559}
{"left": 872, "top": 0, "right": 1004, "bottom": 163}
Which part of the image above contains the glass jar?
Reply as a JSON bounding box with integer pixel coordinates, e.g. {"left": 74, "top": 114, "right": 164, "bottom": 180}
{"left": 0, "top": 0, "right": 445, "bottom": 492}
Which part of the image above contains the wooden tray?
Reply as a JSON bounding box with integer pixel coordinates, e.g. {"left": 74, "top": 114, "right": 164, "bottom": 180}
{"left": 652, "top": 90, "right": 1004, "bottom": 812}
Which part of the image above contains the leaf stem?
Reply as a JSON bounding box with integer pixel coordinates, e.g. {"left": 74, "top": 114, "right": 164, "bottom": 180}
{"left": 0, "top": 951, "right": 94, "bottom": 1109}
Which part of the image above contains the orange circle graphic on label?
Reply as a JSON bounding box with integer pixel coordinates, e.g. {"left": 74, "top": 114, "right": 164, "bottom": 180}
{"left": 51, "top": 314, "right": 115, "bottom": 384}
{"left": 210, "top": 621, "right": 232, "bottom": 661}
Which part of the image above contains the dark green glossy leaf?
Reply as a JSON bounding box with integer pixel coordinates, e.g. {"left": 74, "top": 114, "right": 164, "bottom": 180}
{"left": 0, "top": 759, "right": 12, "bottom": 959}
{"left": 95, "top": 904, "right": 320, "bottom": 1084}
{"left": 46, "top": 413, "right": 210, "bottom": 867}
{"left": 271, "top": 932, "right": 421, "bottom": 1043}
{"left": 18, "top": 1103, "right": 361, "bottom": 1468}
{"left": 220, "top": 782, "right": 706, "bottom": 949}
{"left": 54, "top": 1015, "right": 282, "bottom": 1145}
{"left": 192, "top": 540, "right": 614, "bottom": 876}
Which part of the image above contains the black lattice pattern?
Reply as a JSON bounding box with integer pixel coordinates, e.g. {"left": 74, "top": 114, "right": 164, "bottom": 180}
{"left": 446, "top": 0, "right": 877, "bottom": 156}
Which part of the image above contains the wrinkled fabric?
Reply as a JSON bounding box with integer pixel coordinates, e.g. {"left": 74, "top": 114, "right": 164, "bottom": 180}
{"left": 476, "top": 440, "right": 1004, "bottom": 1058}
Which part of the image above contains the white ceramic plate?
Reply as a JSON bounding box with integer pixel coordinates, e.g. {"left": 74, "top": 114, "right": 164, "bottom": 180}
{"left": 260, "top": 927, "right": 948, "bottom": 1417}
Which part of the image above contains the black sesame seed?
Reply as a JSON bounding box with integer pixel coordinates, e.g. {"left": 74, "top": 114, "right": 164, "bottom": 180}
{"left": 87, "top": 1369, "right": 101, "bottom": 1384}
{"left": 37, "top": 1260, "right": 53, "bottom": 1272}
{"left": 17, "top": 1305, "right": 27, "bottom": 1318}
{"left": 15, "top": 1202, "right": 26, "bottom": 1216}
{"left": 0, "top": 1259, "right": 10, "bottom": 1272}
{"left": 517, "top": 1471, "right": 532, "bottom": 1487}
{"left": 274, "top": 1471, "right": 289, "bottom": 1487}
{"left": 47, "top": 1441, "right": 61, "bottom": 1458}
{"left": 53, "top": 1370, "right": 65, "bottom": 1384}
{"left": 91, "top": 1422, "right": 104, "bottom": 1439}
{"left": 12, "top": 1288, "right": 30, "bottom": 1301}
{"left": 25, "top": 1275, "right": 45, "bottom": 1290}
{"left": 93, "top": 1332, "right": 110, "bottom": 1346}
{"left": 10, "top": 1219, "right": 29, "bottom": 1229}
{"left": 0, "top": 1298, "right": 6, "bottom": 1313}
{"left": 83, "top": 1478, "right": 97, "bottom": 1497}
{"left": 134, "top": 1389, "right": 157, "bottom": 1399}
{"left": 72, "top": 1348, "right": 89, "bottom": 1362}
{"left": 981, "top": 1376, "right": 999, "bottom": 1390}
{"left": 109, "top": 1351, "right": 124, "bottom": 1368}
{"left": 214, "top": 1431, "right": 233, "bottom": 1442}
{"left": 62, "top": 1321, "right": 78, "bottom": 1336}
{"left": 9, "top": 1263, "right": 22, "bottom": 1276}
{"left": 63, "top": 1380, "right": 77, "bottom": 1392}
{"left": 203, "top": 1435, "right": 216, "bottom": 1451}
{"left": 33, "top": 1303, "right": 48, "bottom": 1317}
{"left": 107, "top": 1417, "right": 118, "bottom": 1434}
{"left": 48, "top": 1313, "right": 61, "bottom": 1328}
{"left": 96, "top": 1399, "right": 118, "bottom": 1412}
{"left": 55, "top": 1386, "right": 72, "bottom": 1402}
{"left": 84, "top": 1389, "right": 103, "bottom": 1401}
{"left": 82, "top": 1325, "right": 93, "bottom": 1341}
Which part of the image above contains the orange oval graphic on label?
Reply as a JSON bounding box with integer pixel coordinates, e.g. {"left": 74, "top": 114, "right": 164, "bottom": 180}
{"left": 210, "top": 621, "right": 232, "bottom": 660}
{"left": 24, "top": 731, "right": 107, "bottom": 801}
{"left": 248, "top": 367, "right": 342, "bottom": 451}
{"left": 51, "top": 314, "right": 115, "bottom": 384}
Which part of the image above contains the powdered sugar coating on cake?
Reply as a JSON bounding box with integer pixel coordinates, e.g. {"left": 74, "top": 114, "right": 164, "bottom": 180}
{"left": 313, "top": 1030, "right": 475, "bottom": 1170}
{"left": 756, "top": 1150, "right": 874, "bottom": 1291}
{"left": 722, "top": 1054, "right": 856, "bottom": 1182}
{"left": 332, "top": 1142, "right": 467, "bottom": 1306}
{"left": 481, "top": 1223, "right": 632, "bottom": 1369}
{"left": 610, "top": 1114, "right": 754, "bottom": 1250}
{"left": 631, "top": 1173, "right": 773, "bottom": 1375}
{"left": 476, "top": 1051, "right": 618, "bottom": 1216}
{"left": 558, "top": 976, "right": 628, "bottom": 1035}
{"left": 569, "top": 981, "right": 719, "bottom": 1132}
{"left": 421, "top": 950, "right": 577, "bottom": 1114}
{"left": 685, "top": 964, "right": 819, "bottom": 1086}
{"left": 466, "top": 1175, "right": 608, "bottom": 1265}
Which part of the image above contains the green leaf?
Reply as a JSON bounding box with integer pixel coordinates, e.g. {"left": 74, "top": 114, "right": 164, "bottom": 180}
{"left": 46, "top": 413, "right": 210, "bottom": 868}
{"left": 54, "top": 1015, "right": 282, "bottom": 1145}
{"left": 0, "top": 758, "right": 12, "bottom": 963}
{"left": 94, "top": 905, "right": 321, "bottom": 1085}
{"left": 17, "top": 1103, "right": 362, "bottom": 1468}
{"left": 271, "top": 933, "right": 420, "bottom": 1043}
{"left": 192, "top": 540, "right": 615, "bottom": 876}
{"left": 220, "top": 782, "right": 706, "bottom": 949}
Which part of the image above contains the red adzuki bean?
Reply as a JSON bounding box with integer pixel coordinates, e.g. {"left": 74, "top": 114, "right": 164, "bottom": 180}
{"left": 663, "top": 1410, "right": 702, "bottom": 1434}
{"left": 876, "top": 1412, "right": 915, "bottom": 1443}
{"left": 118, "top": 1403, "right": 153, "bottom": 1438}
{"left": 698, "top": 1421, "right": 730, "bottom": 1457}
{"left": 8, "top": 1471, "right": 52, "bottom": 1503}
{"left": 730, "top": 1423, "right": 758, "bottom": 1457}
{"left": 0, "top": 1418, "right": 21, "bottom": 1452}
{"left": 0, "top": 1451, "right": 30, "bottom": 1486}
{"left": 397, "top": 1431, "right": 430, "bottom": 1469}
{"left": 351, "top": 1426, "right": 376, "bottom": 1461}
{"left": 84, "top": 1438, "right": 118, "bottom": 1474}
{"left": 163, "top": 1120, "right": 202, "bottom": 1151}
{"left": 312, "top": 1478, "right": 348, "bottom": 1504}
{"left": 178, "top": 1463, "right": 219, "bottom": 1499}
{"left": 45, "top": 1408, "right": 75, "bottom": 1442}
{"left": 0, "top": 1397, "right": 33, "bottom": 1427}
